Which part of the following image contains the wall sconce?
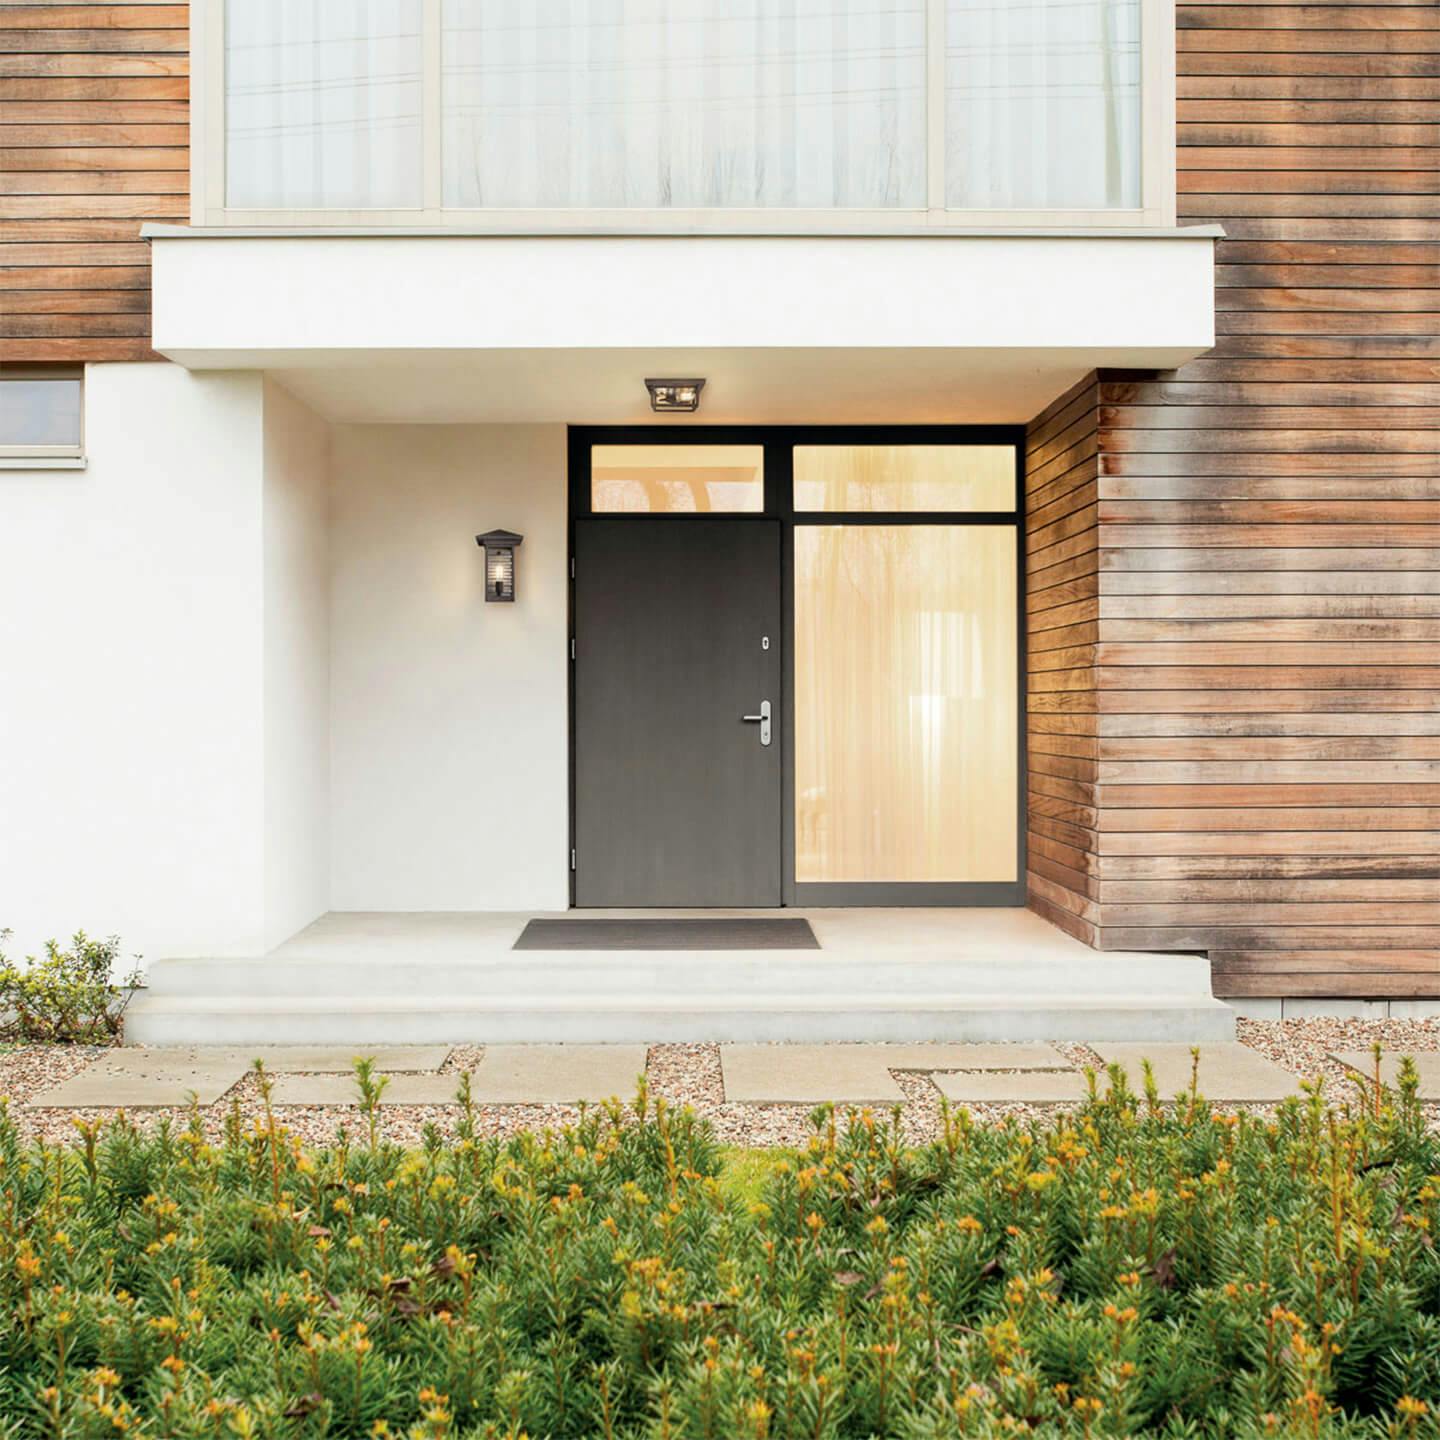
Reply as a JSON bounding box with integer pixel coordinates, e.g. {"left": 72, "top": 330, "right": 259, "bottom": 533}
{"left": 645, "top": 377, "right": 706, "bottom": 412}
{"left": 476, "top": 529, "right": 523, "bottom": 602}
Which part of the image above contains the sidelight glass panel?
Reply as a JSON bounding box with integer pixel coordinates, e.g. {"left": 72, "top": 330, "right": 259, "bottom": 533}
{"left": 795, "top": 525, "right": 1017, "bottom": 882}
{"left": 442, "top": 0, "right": 926, "bottom": 209}
{"left": 946, "top": 0, "right": 1141, "bottom": 210}
{"left": 794, "top": 444, "right": 1015, "bottom": 512}
{"left": 591, "top": 445, "right": 764, "bottom": 513}
{"left": 226, "top": 0, "right": 424, "bottom": 209}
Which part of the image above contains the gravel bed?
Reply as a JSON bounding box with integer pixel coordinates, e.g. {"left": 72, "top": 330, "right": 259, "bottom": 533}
{"left": 2, "top": 1020, "right": 1438, "bottom": 1149}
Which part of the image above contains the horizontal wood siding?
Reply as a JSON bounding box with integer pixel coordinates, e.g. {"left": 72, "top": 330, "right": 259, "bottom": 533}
{"left": 1025, "top": 374, "right": 1104, "bottom": 947}
{"left": 1027, "top": 0, "right": 1440, "bottom": 997}
{"left": 0, "top": 3, "right": 187, "bottom": 361}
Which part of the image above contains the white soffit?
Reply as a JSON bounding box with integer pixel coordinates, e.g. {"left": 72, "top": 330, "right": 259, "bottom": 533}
{"left": 148, "top": 232, "right": 1216, "bottom": 424}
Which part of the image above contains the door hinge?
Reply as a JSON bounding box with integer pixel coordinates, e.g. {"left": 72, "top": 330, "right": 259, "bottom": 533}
{"left": 569, "top": 556, "right": 575, "bottom": 579}
{"left": 570, "top": 848, "right": 577, "bottom": 871}
{"left": 570, "top": 637, "right": 576, "bottom": 660}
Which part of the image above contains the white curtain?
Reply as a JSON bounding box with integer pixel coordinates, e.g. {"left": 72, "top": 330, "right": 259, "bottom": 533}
{"left": 946, "top": 0, "right": 1141, "bottom": 209}
{"left": 442, "top": 0, "right": 927, "bottom": 209}
{"left": 226, "top": 0, "right": 424, "bottom": 209}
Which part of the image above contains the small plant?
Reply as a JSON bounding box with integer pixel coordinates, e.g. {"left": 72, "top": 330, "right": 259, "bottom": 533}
{"left": 0, "top": 928, "right": 141, "bottom": 1044}
{"left": 353, "top": 1055, "right": 390, "bottom": 1148}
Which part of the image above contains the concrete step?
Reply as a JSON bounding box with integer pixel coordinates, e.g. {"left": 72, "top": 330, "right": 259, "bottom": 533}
{"left": 143, "top": 952, "right": 1217, "bottom": 1000}
{"left": 125, "top": 992, "right": 1235, "bottom": 1046}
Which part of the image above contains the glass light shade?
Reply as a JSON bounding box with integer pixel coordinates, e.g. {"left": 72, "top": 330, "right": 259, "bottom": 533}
{"left": 477, "top": 530, "right": 523, "bottom": 602}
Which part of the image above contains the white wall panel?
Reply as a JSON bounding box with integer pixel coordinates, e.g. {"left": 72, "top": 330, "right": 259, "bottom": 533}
{"left": 328, "top": 424, "right": 569, "bottom": 912}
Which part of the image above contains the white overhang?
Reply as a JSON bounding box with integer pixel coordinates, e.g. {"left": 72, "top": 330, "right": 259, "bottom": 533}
{"left": 145, "top": 227, "right": 1218, "bottom": 424}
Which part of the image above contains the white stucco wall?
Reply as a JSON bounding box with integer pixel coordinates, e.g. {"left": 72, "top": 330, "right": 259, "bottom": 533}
{"left": 262, "top": 379, "right": 331, "bottom": 949}
{"left": 3, "top": 379, "right": 567, "bottom": 961}
{"left": 328, "top": 424, "right": 569, "bottom": 912}
{"left": 0, "top": 364, "right": 269, "bottom": 963}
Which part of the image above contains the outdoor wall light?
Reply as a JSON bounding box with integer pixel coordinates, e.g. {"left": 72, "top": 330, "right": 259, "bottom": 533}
{"left": 645, "top": 377, "right": 706, "bottom": 412}
{"left": 476, "top": 529, "right": 523, "bottom": 602}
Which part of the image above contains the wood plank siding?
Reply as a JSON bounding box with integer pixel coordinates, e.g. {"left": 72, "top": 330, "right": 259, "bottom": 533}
{"left": 0, "top": 3, "right": 187, "bottom": 362}
{"left": 1027, "top": 1, "right": 1440, "bottom": 996}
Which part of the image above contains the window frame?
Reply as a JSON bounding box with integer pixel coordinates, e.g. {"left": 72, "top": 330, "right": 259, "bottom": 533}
{"left": 0, "top": 366, "right": 85, "bottom": 466}
{"left": 192, "top": 0, "right": 1176, "bottom": 231}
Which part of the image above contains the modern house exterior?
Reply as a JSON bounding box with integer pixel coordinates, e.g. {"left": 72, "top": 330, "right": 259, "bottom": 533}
{"left": 1, "top": 1, "right": 1435, "bottom": 1036}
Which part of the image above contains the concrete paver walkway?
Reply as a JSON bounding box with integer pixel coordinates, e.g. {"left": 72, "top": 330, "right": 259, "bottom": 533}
{"left": 24, "top": 1039, "right": 1339, "bottom": 1111}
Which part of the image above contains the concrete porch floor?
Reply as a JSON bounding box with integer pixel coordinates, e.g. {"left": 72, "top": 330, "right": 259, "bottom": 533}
{"left": 125, "top": 909, "right": 1234, "bottom": 1046}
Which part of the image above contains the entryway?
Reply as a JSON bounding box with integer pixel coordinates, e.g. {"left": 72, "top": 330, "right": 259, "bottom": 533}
{"left": 568, "top": 428, "right": 1027, "bottom": 909}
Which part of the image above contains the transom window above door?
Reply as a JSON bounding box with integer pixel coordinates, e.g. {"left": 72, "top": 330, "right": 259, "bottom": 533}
{"left": 201, "top": 0, "right": 1173, "bottom": 227}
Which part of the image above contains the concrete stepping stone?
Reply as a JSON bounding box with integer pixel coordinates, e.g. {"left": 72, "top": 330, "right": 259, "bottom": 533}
{"left": 1093, "top": 1043, "right": 1299, "bottom": 1103}
{"left": 721, "top": 1044, "right": 1072, "bottom": 1105}
{"left": 77, "top": 1045, "right": 450, "bottom": 1075}
{"left": 722, "top": 1045, "right": 904, "bottom": 1105}
{"left": 243, "top": 1046, "right": 451, "bottom": 1073}
{"left": 28, "top": 1050, "right": 251, "bottom": 1108}
{"left": 897, "top": 1043, "right": 1069, "bottom": 1072}
{"left": 932, "top": 1070, "right": 1089, "bottom": 1104}
{"left": 469, "top": 1045, "right": 649, "bottom": 1104}
{"left": 1331, "top": 1051, "right": 1440, "bottom": 1099}
{"left": 270, "top": 1073, "right": 461, "bottom": 1106}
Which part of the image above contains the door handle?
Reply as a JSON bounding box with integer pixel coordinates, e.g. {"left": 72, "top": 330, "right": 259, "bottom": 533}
{"left": 742, "top": 699, "right": 772, "bottom": 747}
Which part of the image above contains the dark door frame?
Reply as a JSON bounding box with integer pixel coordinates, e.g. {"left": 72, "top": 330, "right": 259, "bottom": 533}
{"left": 566, "top": 425, "right": 1028, "bottom": 908}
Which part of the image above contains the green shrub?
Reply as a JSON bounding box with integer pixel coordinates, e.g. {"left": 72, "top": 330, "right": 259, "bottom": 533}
{"left": 0, "top": 929, "right": 141, "bottom": 1044}
{"left": 0, "top": 1065, "right": 1438, "bottom": 1437}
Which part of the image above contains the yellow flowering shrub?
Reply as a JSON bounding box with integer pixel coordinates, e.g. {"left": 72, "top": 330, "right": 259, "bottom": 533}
{"left": 0, "top": 1059, "right": 1436, "bottom": 1436}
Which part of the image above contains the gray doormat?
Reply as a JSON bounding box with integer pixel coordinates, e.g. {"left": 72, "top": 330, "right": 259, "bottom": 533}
{"left": 513, "top": 918, "right": 820, "bottom": 951}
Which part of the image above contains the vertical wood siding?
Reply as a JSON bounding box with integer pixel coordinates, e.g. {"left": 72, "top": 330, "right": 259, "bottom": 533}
{"left": 0, "top": 3, "right": 188, "bottom": 362}
{"left": 1027, "top": 2, "right": 1440, "bottom": 995}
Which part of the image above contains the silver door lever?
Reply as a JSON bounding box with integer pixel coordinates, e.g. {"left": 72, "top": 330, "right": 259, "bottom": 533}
{"left": 742, "top": 699, "right": 772, "bottom": 747}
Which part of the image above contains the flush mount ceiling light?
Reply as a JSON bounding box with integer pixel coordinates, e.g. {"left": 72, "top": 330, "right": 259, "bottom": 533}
{"left": 645, "top": 378, "right": 706, "bottom": 413}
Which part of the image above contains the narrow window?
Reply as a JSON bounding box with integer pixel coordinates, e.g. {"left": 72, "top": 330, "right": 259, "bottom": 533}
{"left": 946, "top": 0, "right": 1142, "bottom": 210}
{"left": 794, "top": 444, "right": 1015, "bottom": 512}
{"left": 591, "top": 444, "right": 765, "bottom": 513}
{"left": 0, "top": 370, "right": 84, "bottom": 462}
{"left": 442, "top": 0, "right": 927, "bottom": 209}
{"left": 225, "top": 0, "right": 425, "bottom": 209}
{"left": 794, "top": 523, "right": 1019, "bottom": 884}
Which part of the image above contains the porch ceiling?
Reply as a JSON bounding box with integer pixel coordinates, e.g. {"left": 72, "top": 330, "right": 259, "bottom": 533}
{"left": 146, "top": 229, "right": 1218, "bottom": 425}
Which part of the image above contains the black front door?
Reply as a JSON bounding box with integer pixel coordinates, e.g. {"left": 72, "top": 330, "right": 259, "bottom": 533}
{"left": 573, "top": 519, "right": 783, "bottom": 906}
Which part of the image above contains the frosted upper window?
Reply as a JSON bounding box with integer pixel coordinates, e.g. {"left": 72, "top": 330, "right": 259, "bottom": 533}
{"left": 946, "top": 0, "right": 1142, "bottom": 209}
{"left": 226, "top": 0, "right": 424, "bottom": 208}
{"left": 443, "top": 0, "right": 927, "bottom": 209}
{"left": 221, "top": 0, "right": 1147, "bottom": 213}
